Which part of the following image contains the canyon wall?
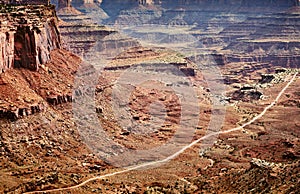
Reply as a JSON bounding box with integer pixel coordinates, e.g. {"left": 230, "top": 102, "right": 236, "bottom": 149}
{"left": 160, "top": 0, "right": 298, "bottom": 7}
{"left": 0, "top": 0, "right": 50, "bottom": 5}
{"left": 99, "top": 0, "right": 298, "bottom": 11}
{"left": 95, "top": 0, "right": 299, "bottom": 23}
{"left": 0, "top": 4, "right": 60, "bottom": 73}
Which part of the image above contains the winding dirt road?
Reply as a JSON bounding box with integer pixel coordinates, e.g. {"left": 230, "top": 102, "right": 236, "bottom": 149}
{"left": 24, "top": 72, "right": 298, "bottom": 194}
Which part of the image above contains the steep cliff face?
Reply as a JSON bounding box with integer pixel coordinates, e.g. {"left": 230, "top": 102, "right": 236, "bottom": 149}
{"left": 0, "top": 31, "right": 14, "bottom": 73}
{"left": 0, "top": 5, "right": 60, "bottom": 73}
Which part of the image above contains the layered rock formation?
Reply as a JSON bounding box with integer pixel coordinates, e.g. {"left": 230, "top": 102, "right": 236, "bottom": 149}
{"left": 91, "top": 0, "right": 300, "bottom": 29}
{"left": 214, "top": 9, "right": 300, "bottom": 68}
{"left": 56, "top": 4, "right": 140, "bottom": 62}
{"left": 99, "top": 0, "right": 299, "bottom": 15}
{"left": 71, "top": 0, "right": 299, "bottom": 26}
{"left": 0, "top": 0, "right": 50, "bottom": 5}
{"left": 0, "top": 49, "right": 80, "bottom": 120}
{"left": 0, "top": 3, "right": 84, "bottom": 120}
{"left": 97, "top": 0, "right": 300, "bottom": 70}
{"left": 159, "top": 0, "right": 298, "bottom": 7}
{"left": 0, "top": 4, "right": 60, "bottom": 73}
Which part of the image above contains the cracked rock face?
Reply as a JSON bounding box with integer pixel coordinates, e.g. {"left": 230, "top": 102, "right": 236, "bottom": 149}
{"left": 0, "top": 5, "right": 60, "bottom": 73}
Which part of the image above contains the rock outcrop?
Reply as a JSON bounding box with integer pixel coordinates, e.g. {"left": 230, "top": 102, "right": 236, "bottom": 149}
{"left": 0, "top": 4, "right": 60, "bottom": 73}
{"left": 0, "top": 3, "right": 82, "bottom": 120}
{"left": 0, "top": 49, "right": 81, "bottom": 120}
{"left": 57, "top": 0, "right": 70, "bottom": 10}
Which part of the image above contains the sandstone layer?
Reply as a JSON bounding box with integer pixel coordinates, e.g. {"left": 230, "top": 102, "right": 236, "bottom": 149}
{"left": 0, "top": 4, "right": 60, "bottom": 72}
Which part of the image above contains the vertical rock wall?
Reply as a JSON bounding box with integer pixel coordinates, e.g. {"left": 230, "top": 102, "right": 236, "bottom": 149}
{"left": 0, "top": 5, "right": 61, "bottom": 73}
{"left": 0, "top": 32, "right": 14, "bottom": 73}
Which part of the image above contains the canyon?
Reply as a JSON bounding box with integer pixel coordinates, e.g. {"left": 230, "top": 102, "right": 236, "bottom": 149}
{"left": 0, "top": 0, "right": 299, "bottom": 193}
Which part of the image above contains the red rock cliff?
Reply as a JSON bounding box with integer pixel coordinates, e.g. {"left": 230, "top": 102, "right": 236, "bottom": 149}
{"left": 0, "top": 4, "right": 61, "bottom": 73}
